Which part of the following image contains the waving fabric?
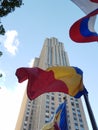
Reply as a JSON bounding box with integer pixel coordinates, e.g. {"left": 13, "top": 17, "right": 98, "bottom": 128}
{"left": 69, "top": 9, "right": 98, "bottom": 43}
{"left": 16, "top": 66, "right": 87, "bottom": 100}
{"left": 41, "top": 102, "right": 68, "bottom": 130}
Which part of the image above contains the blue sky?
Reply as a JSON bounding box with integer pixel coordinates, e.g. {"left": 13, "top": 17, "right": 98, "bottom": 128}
{"left": 0, "top": 0, "right": 98, "bottom": 130}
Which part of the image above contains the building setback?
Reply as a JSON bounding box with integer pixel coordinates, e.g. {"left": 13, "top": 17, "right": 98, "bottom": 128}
{"left": 15, "top": 37, "right": 89, "bottom": 130}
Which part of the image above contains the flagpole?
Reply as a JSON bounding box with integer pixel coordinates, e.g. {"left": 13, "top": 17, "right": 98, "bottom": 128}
{"left": 84, "top": 94, "right": 98, "bottom": 130}
{"left": 63, "top": 96, "right": 69, "bottom": 130}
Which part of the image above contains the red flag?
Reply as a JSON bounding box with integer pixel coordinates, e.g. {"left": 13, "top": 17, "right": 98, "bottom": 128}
{"left": 90, "top": 0, "right": 98, "bottom": 3}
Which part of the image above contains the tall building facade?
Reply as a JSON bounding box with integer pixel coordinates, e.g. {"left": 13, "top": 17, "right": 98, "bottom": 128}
{"left": 15, "top": 37, "right": 89, "bottom": 130}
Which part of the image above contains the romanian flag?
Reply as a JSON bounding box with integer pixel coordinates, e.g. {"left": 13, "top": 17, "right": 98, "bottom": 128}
{"left": 16, "top": 66, "right": 87, "bottom": 100}
{"left": 41, "top": 102, "right": 68, "bottom": 130}
{"left": 69, "top": 9, "right": 98, "bottom": 43}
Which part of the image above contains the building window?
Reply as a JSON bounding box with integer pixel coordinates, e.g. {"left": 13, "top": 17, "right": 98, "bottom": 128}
{"left": 25, "top": 116, "right": 28, "bottom": 121}
{"left": 76, "top": 103, "right": 79, "bottom": 108}
{"left": 51, "top": 106, "right": 55, "bottom": 110}
{"left": 58, "top": 93, "right": 61, "bottom": 96}
{"left": 51, "top": 102, "right": 54, "bottom": 105}
{"left": 32, "top": 100, "right": 35, "bottom": 104}
{"left": 72, "top": 108, "right": 75, "bottom": 111}
{"left": 78, "top": 113, "right": 81, "bottom": 118}
{"left": 68, "top": 125, "right": 71, "bottom": 130}
{"left": 29, "top": 100, "right": 31, "bottom": 103}
{"left": 70, "top": 97, "right": 73, "bottom": 100}
{"left": 58, "top": 97, "right": 62, "bottom": 102}
{"left": 28, "top": 104, "right": 31, "bottom": 107}
{"left": 28, "top": 123, "right": 31, "bottom": 130}
{"left": 79, "top": 118, "right": 83, "bottom": 122}
{"left": 51, "top": 111, "right": 54, "bottom": 114}
{"left": 71, "top": 102, "right": 74, "bottom": 106}
{"left": 46, "top": 110, "right": 49, "bottom": 113}
{"left": 24, "top": 122, "right": 27, "bottom": 126}
{"left": 27, "top": 108, "right": 30, "bottom": 111}
{"left": 45, "top": 120, "right": 48, "bottom": 123}
{"left": 74, "top": 123, "right": 79, "bottom": 129}
{"left": 45, "top": 115, "right": 49, "bottom": 119}
{"left": 73, "top": 112, "right": 76, "bottom": 116}
{"left": 77, "top": 109, "right": 80, "bottom": 112}
{"left": 80, "top": 128, "right": 84, "bottom": 130}
{"left": 46, "top": 95, "right": 50, "bottom": 99}
{"left": 30, "top": 116, "right": 32, "bottom": 120}
{"left": 26, "top": 112, "right": 29, "bottom": 115}
{"left": 74, "top": 117, "right": 77, "bottom": 121}
{"left": 80, "top": 124, "right": 84, "bottom": 128}
{"left": 51, "top": 92, "right": 54, "bottom": 95}
{"left": 75, "top": 99, "right": 78, "bottom": 102}
{"left": 46, "top": 100, "right": 49, "bottom": 104}
{"left": 67, "top": 114, "right": 70, "bottom": 118}
{"left": 46, "top": 105, "right": 49, "bottom": 109}
{"left": 51, "top": 96, "right": 54, "bottom": 100}
{"left": 68, "top": 119, "right": 70, "bottom": 123}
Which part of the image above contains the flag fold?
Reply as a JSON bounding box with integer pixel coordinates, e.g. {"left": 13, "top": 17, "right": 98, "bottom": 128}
{"left": 90, "top": 0, "right": 98, "bottom": 3}
{"left": 41, "top": 102, "right": 68, "bottom": 130}
{"left": 16, "top": 66, "right": 87, "bottom": 100}
{"left": 69, "top": 9, "right": 98, "bottom": 43}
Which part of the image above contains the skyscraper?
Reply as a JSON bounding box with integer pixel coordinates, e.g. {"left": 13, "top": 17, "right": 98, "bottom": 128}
{"left": 15, "top": 37, "right": 89, "bottom": 130}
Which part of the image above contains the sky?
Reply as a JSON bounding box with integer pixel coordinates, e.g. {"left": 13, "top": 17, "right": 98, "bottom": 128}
{"left": 0, "top": 0, "right": 98, "bottom": 130}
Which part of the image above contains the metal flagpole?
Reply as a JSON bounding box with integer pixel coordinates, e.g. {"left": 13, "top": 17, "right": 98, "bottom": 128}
{"left": 63, "top": 96, "right": 69, "bottom": 130}
{"left": 84, "top": 94, "right": 98, "bottom": 130}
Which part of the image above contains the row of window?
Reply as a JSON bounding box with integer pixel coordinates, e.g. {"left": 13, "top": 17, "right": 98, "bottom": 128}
{"left": 45, "top": 93, "right": 64, "bottom": 123}
{"left": 66, "top": 97, "right": 85, "bottom": 130}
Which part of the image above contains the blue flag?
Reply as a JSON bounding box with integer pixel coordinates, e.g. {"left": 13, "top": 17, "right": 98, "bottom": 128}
{"left": 55, "top": 102, "right": 68, "bottom": 130}
{"left": 41, "top": 101, "right": 68, "bottom": 130}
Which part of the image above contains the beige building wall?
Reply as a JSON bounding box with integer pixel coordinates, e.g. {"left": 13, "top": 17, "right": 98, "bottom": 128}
{"left": 15, "top": 90, "right": 28, "bottom": 130}
{"left": 15, "top": 37, "right": 89, "bottom": 130}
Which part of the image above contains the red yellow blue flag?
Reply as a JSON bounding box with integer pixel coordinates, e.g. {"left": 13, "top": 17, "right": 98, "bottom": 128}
{"left": 16, "top": 66, "right": 87, "bottom": 100}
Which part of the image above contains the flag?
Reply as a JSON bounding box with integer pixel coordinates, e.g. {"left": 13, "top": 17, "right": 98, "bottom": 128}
{"left": 69, "top": 9, "right": 98, "bottom": 43}
{"left": 71, "top": 0, "right": 98, "bottom": 14}
{"left": 90, "top": 0, "right": 98, "bottom": 3}
{"left": 74, "top": 86, "right": 88, "bottom": 98}
{"left": 41, "top": 102, "right": 68, "bottom": 130}
{"left": 41, "top": 121, "right": 60, "bottom": 130}
{"left": 15, "top": 66, "right": 87, "bottom": 100}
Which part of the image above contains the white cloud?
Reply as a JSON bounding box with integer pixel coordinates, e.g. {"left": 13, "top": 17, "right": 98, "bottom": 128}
{"left": 4, "top": 30, "right": 19, "bottom": 55}
{"left": 0, "top": 81, "right": 27, "bottom": 130}
{"left": 28, "top": 58, "right": 35, "bottom": 67}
